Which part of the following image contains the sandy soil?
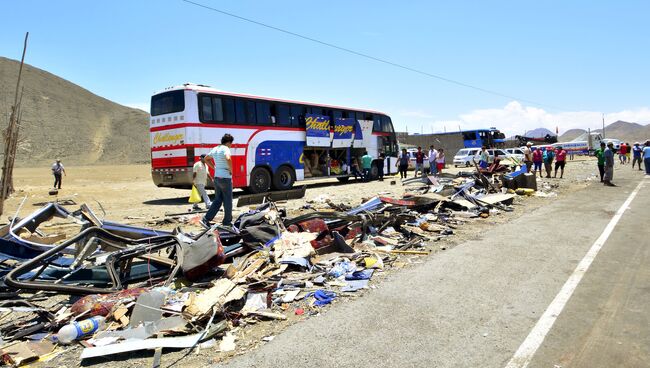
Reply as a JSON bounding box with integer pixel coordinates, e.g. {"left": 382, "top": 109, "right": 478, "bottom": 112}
{"left": 2, "top": 158, "right": 602, "bottom": 367}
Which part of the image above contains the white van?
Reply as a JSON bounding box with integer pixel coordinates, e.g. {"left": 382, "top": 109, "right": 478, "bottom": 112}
{"left": 504, "top": 148, "right": 525, "bottom": 161}
{"left": 453, "top": 148, "right": 480, "bottom": 167}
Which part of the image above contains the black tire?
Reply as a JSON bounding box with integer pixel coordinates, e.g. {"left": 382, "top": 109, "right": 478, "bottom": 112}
{"left": 465, "top": 161, "right": 470, "bottom": 167}
{"left": 248, "top": 167, "right": 272, "bottom": 193}
{"left": 337, "top": 176, "right": 350, "bottom": 183}
{"left": 272, "top": 165, "right": 295, "bottom": 190}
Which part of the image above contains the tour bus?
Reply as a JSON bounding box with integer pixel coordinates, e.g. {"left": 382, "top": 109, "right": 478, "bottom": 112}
{"left": 150, "top": 84, "right": 398, "bottom": 193}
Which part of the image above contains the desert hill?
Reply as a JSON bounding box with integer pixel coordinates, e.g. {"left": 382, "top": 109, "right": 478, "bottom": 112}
{"left": 0, "top": 56, "right": 149, "bottom": 167}
{"left": 558, "top": 121, "right": 650, "bottom": 143}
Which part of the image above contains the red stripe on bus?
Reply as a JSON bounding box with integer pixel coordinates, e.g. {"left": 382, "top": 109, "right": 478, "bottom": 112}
{"left": 150, "top": 122, "right": 304, "bottom": 132}
{"left": 151, "top": 157, "right": 187, "bottom": 168}
{"left": 151, "top": 143, "right": 247, "bottom": 151}
{"left": 372, "top": 132, "right": 391, "bottom": 136}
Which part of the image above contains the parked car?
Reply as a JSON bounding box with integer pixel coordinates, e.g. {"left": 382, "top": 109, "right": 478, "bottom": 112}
{"left": 504, "top": 148, "right": 525, "bottom": 161}
{"left": 405, "top": 148, "right": 430, "bottom": 170}
{"left": 453, "top": 148, "right": 480, "bottom": 167}
{"left": 487, "top": 148, "right": 509, "bottom": 162}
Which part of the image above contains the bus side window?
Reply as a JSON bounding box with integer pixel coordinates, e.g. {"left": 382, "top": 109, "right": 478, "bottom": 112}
{"left": 356, "top": 112, "right": 365, "bottom": 121}
{"left": 333, "top": 110, "right": 342, "bottom": 120}
{"left": 235, "top": 98, "right": 246, "bottom": 124}
{"left": 381, "top": 115, "right": 394, "bottom": 132}
{"left": 277, "top": 104, "right": 291, "bottom": 126}
{"left": 246, "top": 100, "right": 256, "bottom": 124}
{"left": 256, "top": 101, "right": 271, "bottom": 125}
{"left": 200, "top": 96, "right": 213, "bottom": 121}
{"left": 372, "top": 114, "right": 381, "bottom": 132}
{"left": 290, "top": 105, "right": 305, "bottom": 127}
{"left": 223, "top": 98, "right": 235, "bottom": 123}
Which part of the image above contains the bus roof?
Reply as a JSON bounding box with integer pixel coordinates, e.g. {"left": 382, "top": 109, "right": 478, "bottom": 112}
{"left": 153, "top": 84, "right": 388, "bottom": 116}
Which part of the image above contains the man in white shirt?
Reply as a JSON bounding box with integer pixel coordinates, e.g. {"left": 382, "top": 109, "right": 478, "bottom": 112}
{"left": 192, "top": 154, "right": 212, "bottom": 209}
{"left": 202, "top": 134, "right": 235, "bottom": 228}
{"left": 428, "top": 145, "right": 438, "bottom": 175}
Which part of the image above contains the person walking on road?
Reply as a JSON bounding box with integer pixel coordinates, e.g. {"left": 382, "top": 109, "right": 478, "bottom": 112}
{"left": 631, "top": 142, "right": 643, "bottom": 171}
{"left": 361, "top": 151, "right": 373, "bottom": 181}
{"left": 436, "top": 148, "right": 446, "bottom": 174}
{"left": 428, "top": 145, "right": 438, "bottom": 175}
{"left": 643, "top": 140, "right": 650, "bottom": 175}
{"left": 51, "top": 159, "right": 66, "bottom": 189}
{"left": 594, "top": 142, "right": 606, "bottom": 182}
{"left": 543, "top": 147, "right": 555, "bottom": 178}
{"left": 414, "top": 147, "right": 426, "bottom": 177}
{"left": 625, "top": 142, "right": 631, "bottom": 163}
{"left": 396, "top": 148, "right": 410, "bottom": 179}
{"left": 192, "top": 154, "right": 212, "bottom": 210}
{"left": 603, "top": 142, "right": 616, "bottom": 186}
{"left": 554, "top": 146, "right": 567, "bottom": 179}
{"left": 350, "top": 156, "right": 363, "bottom": 180}
{"left": 523, "top": 142, "right": 533, "bottom": 173}
{"left": 619, "top": 142, "right": 627, "bottom": 165}
{"left": 532, "top": 147, "right": 543, "bottom": 178}
{"left": 202, "top": 134, "right": 235, "bottom": 228}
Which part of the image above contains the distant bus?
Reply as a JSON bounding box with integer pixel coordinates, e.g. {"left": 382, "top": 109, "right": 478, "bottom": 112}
{"left": 150, "top": 84, "right": 398, "bottom": 193}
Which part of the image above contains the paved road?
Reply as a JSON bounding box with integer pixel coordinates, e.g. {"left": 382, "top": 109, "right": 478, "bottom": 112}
{"left": 219, "top": 167, "right": 649, "bottom": 368}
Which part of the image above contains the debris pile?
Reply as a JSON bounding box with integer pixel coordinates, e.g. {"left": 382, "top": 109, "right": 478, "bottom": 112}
{"left": 0, "top": 169, "right": 524, "bottom": 366}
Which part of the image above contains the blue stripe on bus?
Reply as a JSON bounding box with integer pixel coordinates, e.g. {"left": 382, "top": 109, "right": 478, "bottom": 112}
{"left": 255, "top": 141, "right": 305, "bottom": 171}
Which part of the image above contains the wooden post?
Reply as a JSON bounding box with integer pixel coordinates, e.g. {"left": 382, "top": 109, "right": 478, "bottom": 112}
{"left": 0, "top": 32, "right": 29, "bottom": 215}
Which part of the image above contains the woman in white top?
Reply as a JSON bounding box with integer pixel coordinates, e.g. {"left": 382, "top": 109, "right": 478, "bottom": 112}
{"left": 435, "top": 149, "right": 445, "bottom": 174}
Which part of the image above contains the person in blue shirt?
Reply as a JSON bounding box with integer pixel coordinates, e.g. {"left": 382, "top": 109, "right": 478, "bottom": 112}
{"left": 631, "top": 142, "right": 643, "bottom": 171}
{"left": 603, "top": 142, "right": 616, "bottom": 186}
{"left": 643, "top": 140, "right": 650, "bottom": 175}
{"left": 202, "top": 133, "right": 234, "bottom": 228}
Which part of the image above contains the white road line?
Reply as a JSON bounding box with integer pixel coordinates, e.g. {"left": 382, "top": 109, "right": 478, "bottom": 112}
{"left": 505, "top": 178, "right": 647, "bottom": 368}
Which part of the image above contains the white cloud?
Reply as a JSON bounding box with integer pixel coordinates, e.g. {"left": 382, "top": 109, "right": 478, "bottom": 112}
{"left": 123, "top": 102, "right": 149, "bottom": 112}
{"left": 409, "top": 101, "right": 650, "bottom": 137}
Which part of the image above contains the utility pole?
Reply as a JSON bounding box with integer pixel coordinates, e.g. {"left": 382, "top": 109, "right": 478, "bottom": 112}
{"left": 602, "top": 113, "right": 605, "bottom": 139}
{"left": 0, "top": 32, "right": 29, "bottom": 215}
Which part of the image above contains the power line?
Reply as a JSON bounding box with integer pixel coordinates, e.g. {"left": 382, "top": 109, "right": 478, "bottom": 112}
{"left": 181, "top": 0, "right": 567, "bottom": 111}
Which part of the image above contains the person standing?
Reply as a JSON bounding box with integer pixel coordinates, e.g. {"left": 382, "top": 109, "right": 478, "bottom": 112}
{"left": 192, "top": 154, "right": 212, "bottom": 210}
{"left": 51, "top": 159, "right": 66, "bottom": 189}
{"left": 523, "top": 142, "right": 533, "bottom": 173}
{"left": 202, "top": 134, "right": 234, "bottom": 228}
{"left": 554, "top": 146, "right": 567, "bottom": 178}
{"left": 594, "top": 142, "right": 606, "bottom": 182}
{"left": 377, "top": 152, "right": 385, "bottom": 181}
{"left": 625, "top": 142, "right": 631, "bottom": 163}
{"left": 478, "top": 146, "right": 489, "bottom": 169}
{"left": 603, "top": 142, "right": 616, "bottom": 186}
{"left": 414, "top": 147, "right": 426, "bottom": 177}
{"left": 543, "top": 147, "right": 555, "bottom": 178}
{"left": 396, "top": 148, "right": 410, "bottom": 179}
{"left": 436, "top": 148, "right": 445, "bottom": 174}
{"left": 428, "top": 145, "right": 438, "bottom": 175}
{"left": 631, "top": 142, "right": 643, "bottom": 171}
{"left": 532, "top": 147, "right": 543, "bottom": 178}
{"left": 350, "top": 156, "right": 363, "bottom": 180}
{"left": 643, "top": 140, "right": 650, "bottom": 175}
{"left": 618, "top": 142, "right": 627, "bottom": 165}
{"left": 361, "top": 151, "right": 373, "bottom": 181}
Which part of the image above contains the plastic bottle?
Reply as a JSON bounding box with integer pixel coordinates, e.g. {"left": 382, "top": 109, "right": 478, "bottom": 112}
{"left": 56, "top": 316, "right": 106, "bottom": 344}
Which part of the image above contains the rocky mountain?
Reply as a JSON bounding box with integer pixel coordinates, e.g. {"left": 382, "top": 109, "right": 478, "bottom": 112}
{"left": 0, "top": 56, "right": 149, "bottom": 167}
{"left": 523, "top": 127, "right": 556, "bottom": 138}
{"left": 559, "top": 129, "right": 586, "bottom": 142}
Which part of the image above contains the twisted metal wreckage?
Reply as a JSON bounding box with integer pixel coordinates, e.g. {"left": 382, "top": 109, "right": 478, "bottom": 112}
{"left": 0, "top": 170, "right": 520, "bottom": 365}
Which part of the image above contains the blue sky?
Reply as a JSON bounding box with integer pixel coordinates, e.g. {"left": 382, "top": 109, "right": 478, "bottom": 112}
{"left": 1, "top": 0, "right": 649, "bottom": 136}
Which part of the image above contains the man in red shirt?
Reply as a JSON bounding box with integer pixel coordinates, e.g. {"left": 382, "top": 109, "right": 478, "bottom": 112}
{"left": 619, "top": 142, "right": 628, "bottom": 164}
{"left": 554, "top": 146, "right": 567, "bottom": 179}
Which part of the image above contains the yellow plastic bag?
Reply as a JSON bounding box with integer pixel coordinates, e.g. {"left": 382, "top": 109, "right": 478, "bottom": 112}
{"left": 189, "top": 185, "right": 202, "bottom": 203}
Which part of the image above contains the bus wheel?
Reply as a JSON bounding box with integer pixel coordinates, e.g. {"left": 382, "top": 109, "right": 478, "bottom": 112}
{"left": 249, "top": 167, "right": 271, "bottom": 193}
{"left": 272, "top": 166, "right": 295, "bottom": 190}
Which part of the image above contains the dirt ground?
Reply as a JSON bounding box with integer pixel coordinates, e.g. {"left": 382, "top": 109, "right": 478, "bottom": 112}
{"left": 2, "top": 158, "right": 602, "bottom": 367}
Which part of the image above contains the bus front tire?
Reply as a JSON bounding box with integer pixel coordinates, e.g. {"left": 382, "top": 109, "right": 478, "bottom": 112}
{"left": 249, "top": 167, "right": 272, "bottom": 194}
{"left": 272, "top": 166, "right": 295, "bottom": 191}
